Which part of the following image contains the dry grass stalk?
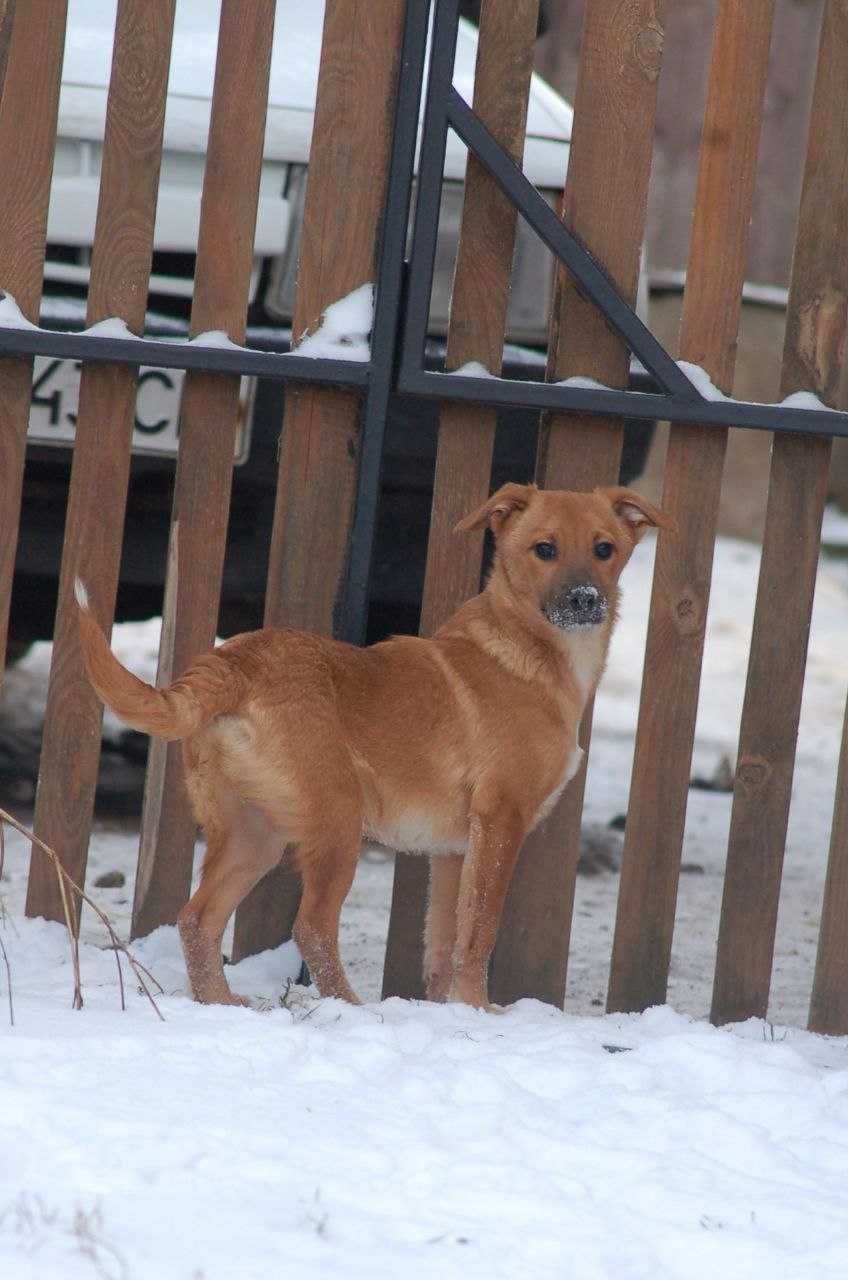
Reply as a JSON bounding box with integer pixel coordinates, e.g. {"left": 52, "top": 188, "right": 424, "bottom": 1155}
{"left": 0, "top": 805, "right": 164, "bottom": 1021}
{"left": 0, "top": 930, "right": 13, "bottom": 1026}
{"left": 0, "top": 820, "right": 13, "bottom": 1024}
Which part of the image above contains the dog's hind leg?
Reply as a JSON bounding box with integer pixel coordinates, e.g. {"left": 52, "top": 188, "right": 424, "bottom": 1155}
{"left": 178, "top": 801, "right": 283, "bottom": 1006}
{"left": 424, "top": 852, "right": 463, "bottom": 1001}
{"left": 292, "top": 822, "right": 362, "bottom": 1005}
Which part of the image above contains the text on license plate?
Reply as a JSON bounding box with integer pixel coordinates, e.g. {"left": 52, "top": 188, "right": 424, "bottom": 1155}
{"left": 27, "top": 357, "right": 254, "bottom": 462}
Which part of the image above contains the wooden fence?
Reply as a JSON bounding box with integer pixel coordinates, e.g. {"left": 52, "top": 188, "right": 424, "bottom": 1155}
{"left": 1, "top": 0, "right": 847, "bottom": 1034}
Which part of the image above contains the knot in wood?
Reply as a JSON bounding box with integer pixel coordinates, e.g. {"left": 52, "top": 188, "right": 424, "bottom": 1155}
{"left": 793, "top": 287, "right": 846, "bottom": 401}
{"left": 735, "top": 756, "right": 772, "bottom": 797}
{"left": 671, "top": 589, "right": 702, "bottom": 636}
{"left": 121, "top": 46, "right": 153, "bottom": 96}
{"left": 634, "top": 23, "right": 664, "bottom": 82}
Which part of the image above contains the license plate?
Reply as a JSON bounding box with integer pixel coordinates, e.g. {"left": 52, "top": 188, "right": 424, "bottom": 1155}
{"left": 27, "top": 356, "right": 254, "bottom": 462}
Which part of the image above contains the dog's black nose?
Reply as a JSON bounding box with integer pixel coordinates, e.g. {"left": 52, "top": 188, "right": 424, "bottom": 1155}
{"left": 543, "top": 582, "right": 608, "bottom": 630}
{"left": 567, "top": 585, "right": 599, "bottom": 613}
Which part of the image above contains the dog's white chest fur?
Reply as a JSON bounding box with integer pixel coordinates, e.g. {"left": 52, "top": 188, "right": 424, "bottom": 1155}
{"left": 364, "top": 813, "right": 467, "bottom": 856}
{"left": 562, "top": 627, "right": 607, "bottom": 705}
{"left": 533, "top": 743, "right": 584, "bottom": 827}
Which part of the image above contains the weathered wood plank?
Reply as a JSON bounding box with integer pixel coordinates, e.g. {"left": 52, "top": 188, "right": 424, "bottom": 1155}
{"left": 232, "top": 0, "right": 407, "bottom": 961}
{"left": 810, "top": 693, "right": 848, "bottom": 1034}
{"left": 381, "top": 0, "right": 541, "bottom": 1001}
{"left": 263, "top": 0, "right": 407, "bottom": 635}
{"left": 0, "top": 1, "right": 67, "bottom": 671}
{"left": 491, "top": 0, "right": 666, "bottom": 1008}
{"left": 0, "top": 0, "right": 17, "bottom": 104}
{"left": 607, "top": 0, "right": 775, "bottom": 1014}
{"left": 131, "top": 0, "right": 276, "bottom": 940}
{"left": 712, "top": 0, "right": 848, "bottom": 1026}
{"left": 26, "top": 0, "right": 176, "bottom": 924}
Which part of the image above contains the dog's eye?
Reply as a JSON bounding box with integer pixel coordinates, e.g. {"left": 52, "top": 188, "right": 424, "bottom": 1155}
{"left": 534, "top": 541, "right": 557, "bottom": 561}
{"left": 594, "top": 541, "right": 615, "bottom": 560}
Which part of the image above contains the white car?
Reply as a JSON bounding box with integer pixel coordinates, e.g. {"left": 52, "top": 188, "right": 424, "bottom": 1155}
{"left": 44, "top": 1, "right": 573, "bottom": 345}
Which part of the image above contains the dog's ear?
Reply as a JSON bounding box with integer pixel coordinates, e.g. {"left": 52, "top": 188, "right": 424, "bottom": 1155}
{"left": 454, "top": 483, "right": 537, "bottom": 534}
{"left": 598, "top": 486, "right": 676, "bottom": 543}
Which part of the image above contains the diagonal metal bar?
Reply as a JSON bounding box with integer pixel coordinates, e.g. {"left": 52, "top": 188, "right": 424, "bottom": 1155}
{"left": 443, "top": 88, "right": 699, "bottom": 401}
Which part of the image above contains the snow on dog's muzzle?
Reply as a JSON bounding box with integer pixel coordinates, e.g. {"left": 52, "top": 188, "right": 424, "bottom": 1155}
{"left": 543, "top": 583, "right": 609, "bottom": 631}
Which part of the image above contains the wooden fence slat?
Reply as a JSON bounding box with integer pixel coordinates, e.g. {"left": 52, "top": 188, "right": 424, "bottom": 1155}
{"left": 231, "top": 0, "right": 407, "bottom": 962}
{"left": 0, "top": 1, "right": 67, "bottom": 672}
{"left": 0, "top": 0, "right": 16, "bottom": 104}
{"left": 490, "top": 0, "right": 666, "bottom": 1008}
{"left": 25, "top": 0, "right": 176, "bottom": 924}
{"left": 130, "top": 0, "right": 276, "bottom": 940}
{"left": 712, "top": 0, "right": 848, "bottom": 1026}
{"left": 381, "top": 0, "right": 541, "bottom": 1002}
{"left": 810, "top": 693, "right": 848, "bottom": 1034}
{"left": 607, "top": 0, "right": 775, "bottom": 1015}
{"left": 264, "top": 0, "right": 408, "bottom": 636}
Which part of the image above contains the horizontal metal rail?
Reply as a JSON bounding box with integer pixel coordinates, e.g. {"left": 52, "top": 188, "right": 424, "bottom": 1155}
{"left": 0, "top": 323, "right": 369, "bottom": 388}
{"left": 3, "top": 316, "right": 847, "bottom": 439}
{"left": 401, "top": 366, "right": 848, "bottom": 438}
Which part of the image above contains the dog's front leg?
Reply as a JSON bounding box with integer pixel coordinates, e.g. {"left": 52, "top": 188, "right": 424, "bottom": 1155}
{"left": 450, "top": 801, "right": 527, "bottom": 1011}
{"left": 424, "top": 852, "right": 463, "bottom": 1001}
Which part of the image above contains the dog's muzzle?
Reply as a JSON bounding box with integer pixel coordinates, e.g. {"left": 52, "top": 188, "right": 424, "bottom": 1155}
{"left": 543, "top": 584, "right": 608, "bottom": 631}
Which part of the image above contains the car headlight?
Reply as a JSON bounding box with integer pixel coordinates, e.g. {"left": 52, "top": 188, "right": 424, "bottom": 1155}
{"left": 264, "top": 165, "right": 309, "bottom": 327}
{"left": 425, "top": 179, "right": 558, "bottom": 349}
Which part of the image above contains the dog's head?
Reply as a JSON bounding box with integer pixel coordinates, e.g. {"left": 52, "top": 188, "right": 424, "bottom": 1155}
{"left": 455, "top": 483, "right": 672, "bottom": 633}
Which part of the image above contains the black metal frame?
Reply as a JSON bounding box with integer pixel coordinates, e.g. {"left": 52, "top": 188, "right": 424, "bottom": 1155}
{"left": 0, "top": 322, "right": 369, "bottom": 390}
{"left": 2, "top": 0, "right": 846, "bottom": 646}
{"left": 394, "top": 0, "right": 848, "bottom": 441}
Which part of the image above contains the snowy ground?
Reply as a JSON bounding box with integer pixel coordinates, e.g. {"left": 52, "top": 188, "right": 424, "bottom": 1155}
{"left": 1, "top": 529, "right": 847, "bottom": 1278}
{"left": 0, "top": 920, "right": 847, "bottom": 1280}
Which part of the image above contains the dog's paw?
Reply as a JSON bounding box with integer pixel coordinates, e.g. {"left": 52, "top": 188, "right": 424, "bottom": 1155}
{"left": 193, "top": 989, "right": 254, "bottom": 1009}
{"left": 448, "top": 983, "right": 505, "bottom": 1014}
{"left": 217, "top": 991, "right": 253, "bottom": 1009}
{"left": 468, "top": 999, "right": 505, "bottom": 1015}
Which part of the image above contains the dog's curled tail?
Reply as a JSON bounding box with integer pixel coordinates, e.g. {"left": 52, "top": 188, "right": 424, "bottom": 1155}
{"left": 75, "top": 578, "right": 241, "bottom": 741}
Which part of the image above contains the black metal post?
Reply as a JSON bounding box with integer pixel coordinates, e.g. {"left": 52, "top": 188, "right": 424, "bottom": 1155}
{"left": 397, "top": 0, "right": 461, "bottom": 377}
{"left": 334, "top": 0, "right": 435, "bottom": 645}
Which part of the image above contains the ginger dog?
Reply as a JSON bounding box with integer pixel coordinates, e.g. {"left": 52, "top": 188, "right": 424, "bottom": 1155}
{"left": 75, "top": 483, "right": 668, "bottom": 1011}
